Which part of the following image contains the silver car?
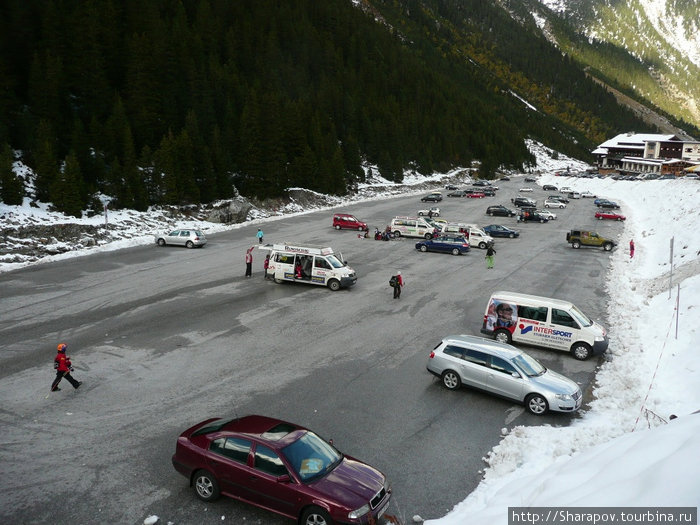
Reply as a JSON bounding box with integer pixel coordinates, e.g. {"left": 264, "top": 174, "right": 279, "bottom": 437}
{"left": 426, "top": 334, "right": 582, "bottom": 415}
{"left": 155, "top": 229, "right": 207, "bottom": 248}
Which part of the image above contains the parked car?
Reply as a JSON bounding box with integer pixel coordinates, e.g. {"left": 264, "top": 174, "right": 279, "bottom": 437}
{"left": 445, "top": 184, "right": 458, "bottom": 190}
{"left": 519, "top": 187, "right": 534, "bottom": 192}
{"left": 478, "top": 187, "right": 496, "bottom": 197}
{"left": 560, "top": 187, "right": 573, "bottom": 193}
{"left": 567, "top": 191, "right": 581, "bottom": 199}
{"left": 483, "top": 224, "right": 520, "bottom": 238}
{"left": 548, "top": 194, "right": 569, "bottom": 204}
{"left": 499, "top": 176, "right": 510, "bottom": 181}
{"left": 332, "top": 213, "right": 368, "bottom": 231}
{"left": 511, "top": 197, "right": 537, "bottom": 207}
{"left": 426, "top": 334, "right": 582, "bottom": 415}
{"left": 595, "top": 211, "right": 626, "bottom": 221}
{"left": 580, "top": 190, "right": 596, "bottom": 198}
{"left": 417, "top": 207, "right": 440, "bottom": 217}
{"left": 524, "top": 176, "right": 537, "bottom": 183}
{"left": 566, "top": 230, "right": 617, "bottom": 251}
{"left": 447, "top": 190, "right": 468, "bottom": 197}
{"left": 155, "top": 229, "right": 207, "bottom": 248}
{"left": 517, "top": 210, "right": 549, "bottom": 223}
{"left": 464, "top": 189, "right": 486, "bottom": 198}
{"left": 535, "top": 209, "right": 557, "bottom": 220}
{"left": 420, "top": 193, "right": 442, "bottom": 202}
{"left": 595, "top": 199, "right": 620, "bottom": 209}
{"left": 542, "top": 184, "right": 558, "bottom": 191}
{"left": 486, "top": 205, "right": 517, "bottom": 217}
{"left": 172, "top": 415, "right": 392, "bottom": 524}
{"left": 544, "top": 198, "right": 566, "bottom": 208}
{"left": 415, "top": 235, "right": 471, "bottom": 255}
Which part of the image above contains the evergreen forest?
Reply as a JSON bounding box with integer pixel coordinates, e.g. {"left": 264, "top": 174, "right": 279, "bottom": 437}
{"left": 0, "top": 0, "right": 657, "bottom": 216}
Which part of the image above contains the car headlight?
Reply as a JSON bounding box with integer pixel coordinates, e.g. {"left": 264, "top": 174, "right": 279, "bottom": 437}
{"left": 348, "top": 504, "right": 370, "bottom": 519}
{"left": 595, "top": 335, "right": 605, "bottom": 341}
{"left": 555, "top": 393, "right": 572, "bottom": 401}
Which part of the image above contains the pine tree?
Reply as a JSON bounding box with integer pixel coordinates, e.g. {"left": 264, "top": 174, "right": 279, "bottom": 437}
{"left": 0, "top": 143, "right": 24, "bottom": 205}
{"left": 51, "top": 151, "right": 84, "bottom": 217}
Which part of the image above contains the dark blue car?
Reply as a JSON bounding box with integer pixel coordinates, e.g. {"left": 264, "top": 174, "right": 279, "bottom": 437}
{"left": 415, "top": 235, "right": 471, "bottom": 255}
{"left": 483, "top": 224, "right": 520, "bottom": 238}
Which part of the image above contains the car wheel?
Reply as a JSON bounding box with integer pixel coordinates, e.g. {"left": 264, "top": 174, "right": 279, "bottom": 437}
{"left": 597, "top": 216, "right": 603, "bottom": 220}
{"left": 193, "top": 470, "right": 220, "bottom": 502}
{"left": 478, "top": 242, "right": 486, "bottom": 249}
{"left": 540, "top": 218, "right": 546, "bottom": 223}
{"left": 358, "top": 226, "right": 365, "bottom": 231}
{"left": 420, "top": 245, "right": 428, "bottom": 252}
{"left": 418, "top": 212, "right": 424, "bottom": 216}
{"left": 451, "top": 248, "right": 460, "bottom": 256}
{"left": 617, "top": 217, "right": 623, "bottom": 221}
{"left": 393, "top": 231, "right": 401, "bottom": 238}
{"left": 545, "top": 204, "right": 550, "bottom": 208}
{"left": 425, "top": 233, "right": 433, "bottom": 240}
{"left": 525, "top": 394, "right": 548, "bottom": 415}
{"left": 488, "top": 211, "right": 494, "bottom": 216}
{"left": 572, "top": 241, "right": 581, "bottom": 249}
{"left": 441, "top": 370, "right": 461, "bottom": 390}
{"left": 157, "top": 238, "right": 166, "bottom": 246}
{"left": 508, "top": 233, "right": 515, "bottom": 238}
{"left": 571, "top": 342, "right": 592, "bottom": 360}
{"left": 301, "top": 506, "right": 332, "bottom": 525}
{"left": 327, "top": 279, "right": 340, "bottom": 291}
{"left": 334, "top": 225, "right": 341, "bottom": 230}
{"left": 494, "top": 329, "right": 512, "bottom": 344}
{"left": 603, "top": 242, "right": 613, "bottom": 251}
{"left": 186, "top": 241, "right": 194, "bottom": 248}
{"left": 274, "top": 277, "right": 283, "bottom": 284}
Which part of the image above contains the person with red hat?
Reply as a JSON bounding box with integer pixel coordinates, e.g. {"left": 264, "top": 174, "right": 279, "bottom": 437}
{"left": 51, "top": 343, "right": 82, "bottom": 392}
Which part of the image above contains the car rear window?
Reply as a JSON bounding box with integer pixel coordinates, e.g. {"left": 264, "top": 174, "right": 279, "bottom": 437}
{"left": 261, "top": 423, "right": 297, "bottom": 440}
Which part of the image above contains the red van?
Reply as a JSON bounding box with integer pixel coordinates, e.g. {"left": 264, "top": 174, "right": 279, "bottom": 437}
{"left": 332, "top": 213, "right": 368, "bottom": 231}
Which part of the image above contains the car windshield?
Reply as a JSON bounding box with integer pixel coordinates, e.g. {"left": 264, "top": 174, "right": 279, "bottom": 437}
{"left": 281, "top": 431, "right": 342, "bottom": 483}
{"left": 511, "top": 353, "right": 546, "bottom": 377}
{"left": 326, "top": 255, "right": 344, "bottom": 268}
{"left": 569, "top": 304, "right": 593, "bottom": 327}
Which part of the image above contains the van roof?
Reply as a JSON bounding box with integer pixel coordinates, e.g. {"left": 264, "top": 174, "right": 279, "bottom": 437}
{"left": 442, "top": 334, "right": 522, "bottom": 359}
{"left": 490, "top": 291, "right": 574, "bottom": 309}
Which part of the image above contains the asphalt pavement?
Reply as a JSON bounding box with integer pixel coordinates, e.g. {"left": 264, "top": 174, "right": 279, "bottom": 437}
{"left": 0, "top": 179, "right": 623, "bottom": 524}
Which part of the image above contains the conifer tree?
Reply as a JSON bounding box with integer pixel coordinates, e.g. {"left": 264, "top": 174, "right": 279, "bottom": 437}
{"left": 0, "top": 143, "right": 24, "bottom": 205}
{"left": 51, "top": 151, "right": 83, "bottom": 217}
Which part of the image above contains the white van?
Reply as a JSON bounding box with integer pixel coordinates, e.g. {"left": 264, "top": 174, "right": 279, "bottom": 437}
{"left": 262, "top": 244, "right": 356, "bottom": 291}
{"left": 442, "top": 223, "right": 494, "bottom": 249}
{"left": 480, "top": 291, "right": 608, "bottom": 360}
{"left": 390, "top": 216, "right": 439, "bottom": 239}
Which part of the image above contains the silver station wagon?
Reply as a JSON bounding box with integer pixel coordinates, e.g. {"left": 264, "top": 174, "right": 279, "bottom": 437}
{"left": 426, "top": 334, "right": 582, "bottom": 415}
{"left": 155, "top": 229, "right": 207, "bottom": 248}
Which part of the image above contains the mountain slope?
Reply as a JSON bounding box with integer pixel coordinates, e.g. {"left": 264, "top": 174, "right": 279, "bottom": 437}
{"left": 531, "top": 0, "right": 700, "bottom": 134}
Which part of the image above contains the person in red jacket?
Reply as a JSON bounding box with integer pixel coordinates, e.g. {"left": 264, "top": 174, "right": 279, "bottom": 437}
{"left": 51, "top": 343, "right": 82, "bottom": 392}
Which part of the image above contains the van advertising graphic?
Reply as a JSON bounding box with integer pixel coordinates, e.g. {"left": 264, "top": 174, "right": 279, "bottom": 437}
{"left": 484, "top": 300, "right": 517, "bottom": 334}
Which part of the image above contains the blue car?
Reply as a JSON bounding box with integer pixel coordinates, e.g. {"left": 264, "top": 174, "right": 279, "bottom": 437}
{"left": 483, "top": 224, "right": 520, "bottom": 238}
{"left": 415, "top": 235, "right": 471, "bottom": 255}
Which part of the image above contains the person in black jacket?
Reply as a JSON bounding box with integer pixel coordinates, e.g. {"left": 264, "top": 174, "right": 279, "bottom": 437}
{"left": 485, "top": 244, "right": 496, "bottom": 269}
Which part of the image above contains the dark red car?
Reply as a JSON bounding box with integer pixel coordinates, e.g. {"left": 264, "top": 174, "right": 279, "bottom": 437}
{"left": 172, "top": 415, "right": 392, "bottom": 525}
{"left": 595, "top": 211, "right": 626, "bottom": 221}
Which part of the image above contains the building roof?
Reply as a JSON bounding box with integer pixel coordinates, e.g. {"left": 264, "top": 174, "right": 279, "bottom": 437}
{"left": 598, "top": 133, "right": 679, "bottom": 150}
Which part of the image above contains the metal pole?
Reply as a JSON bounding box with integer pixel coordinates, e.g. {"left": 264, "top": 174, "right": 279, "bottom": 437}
{"left": 668, "top": 237, "right": 674, "bottom": 298}
{"left": 675, "top": 284, "right": 680, "bottom": 339}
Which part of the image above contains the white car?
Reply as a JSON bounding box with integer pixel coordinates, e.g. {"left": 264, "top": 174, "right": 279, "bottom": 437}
{"left": 544, "top": 199, "right": 566, "bottom": 208}
{"left": 536, "top": 209, "right": 557, "bottom": 220}
{"left": 155, "top": 229, "right": 207, "bottom": 248}
{"left": 580, "top": 190, "right": 597, "bottom": 198}
{"left": 418, "top": 207, "right": 440, "bottom": 217}
{"left": 519, "top": 187, "right": 534, "bottom": 192}
{"left": 560, "top": 187, "right": 572, "bottom": 193}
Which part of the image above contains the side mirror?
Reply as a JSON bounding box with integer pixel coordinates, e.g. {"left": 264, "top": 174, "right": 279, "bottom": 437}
{"left": 511, "top": 372, "right": 520, "bottom": 378}
{"left": 277, "top": 474, "right": 291, "bottom": 483}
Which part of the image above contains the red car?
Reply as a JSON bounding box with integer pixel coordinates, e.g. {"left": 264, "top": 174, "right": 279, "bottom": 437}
{"left": 595, "top": 211, "right": 626, "bottom": 221}
{"left": 464, "top": 189, "right": 486, "bottom": 198}
{"left": 332, "top": 213, "right": 368, "bottom": 231}
{"left": 172, "top": 415, "right": 392, "bottom": 525}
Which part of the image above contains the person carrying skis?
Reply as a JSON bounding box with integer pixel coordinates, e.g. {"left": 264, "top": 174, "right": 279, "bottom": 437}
{"left": 51, "top": 343, "right": 82, "bottom": 392}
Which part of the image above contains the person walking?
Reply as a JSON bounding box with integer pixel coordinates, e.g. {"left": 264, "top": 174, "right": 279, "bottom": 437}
{"left": 245, "top": 246, "right": 254, "bottom": 277}
{"left": 391, "top": 271, "right": 404, "bottom": 299}
{"left": 256, "top": 228, "right": 264, "bottom": 244}
{"left": 630, "top": 239, "right": 635, "bottom": 258}
{"left": 485, "top": 244, "right": 496, "bottom": 269}
{"left": 263, "top": 254, "right": 270, "bottom": 280}
{"left": 51, "top": 343, "right": 82, "bottom": 392}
